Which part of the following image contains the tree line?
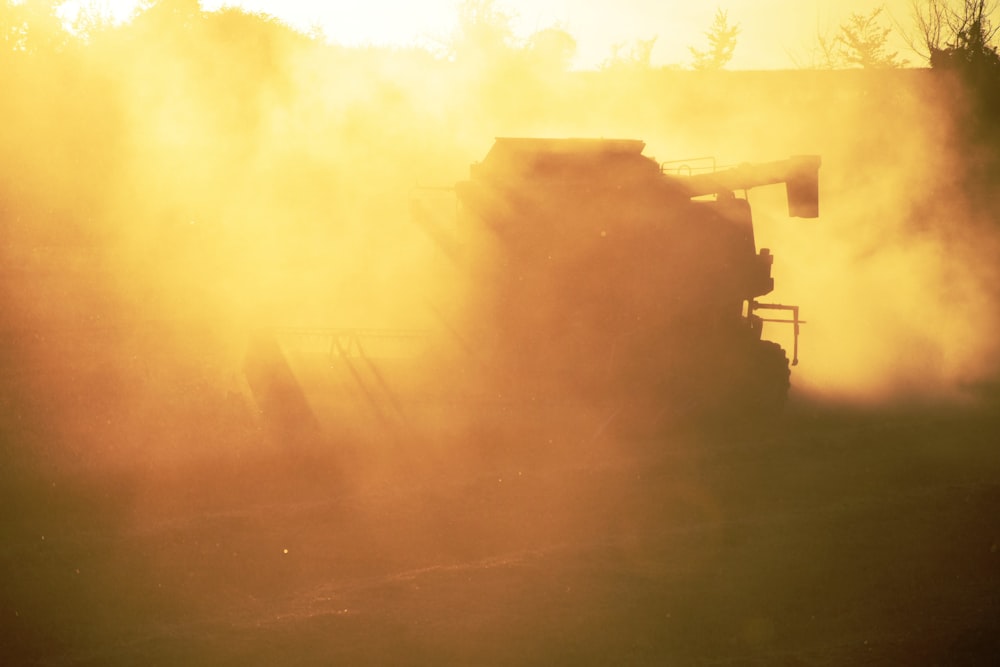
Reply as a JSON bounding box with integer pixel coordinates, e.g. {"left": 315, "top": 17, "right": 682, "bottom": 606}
{"left": 2, "top": 1, "right": 998, "bottom": 70}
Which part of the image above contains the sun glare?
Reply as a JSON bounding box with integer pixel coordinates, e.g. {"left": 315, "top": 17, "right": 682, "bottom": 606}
{"left": 63, "top": 0, "right": 454, "bottom": 47}
{"left": 79, "top": 0, "right": 143, "bottom": 22}
{"left": 202, "top": 0, "right": 455, "bottom": 47}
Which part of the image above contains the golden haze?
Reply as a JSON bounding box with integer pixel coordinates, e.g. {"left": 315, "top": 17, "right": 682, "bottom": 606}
{"left": 1, "top": 9, "right": 999, "bottom": 472}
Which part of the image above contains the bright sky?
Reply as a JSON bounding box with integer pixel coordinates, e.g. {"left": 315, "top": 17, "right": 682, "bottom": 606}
{"left": 77, "top": 0, "right": 923, "bottom": 69}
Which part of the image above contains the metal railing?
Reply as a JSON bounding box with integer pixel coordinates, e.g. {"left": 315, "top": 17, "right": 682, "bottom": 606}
{"left": 750, "top": 302, "right": 804, "bottom": 366}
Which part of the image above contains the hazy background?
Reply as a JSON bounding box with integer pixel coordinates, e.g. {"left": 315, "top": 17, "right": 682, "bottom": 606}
{"left": 2, "top": 0, "right": 1000, "bottom": 462}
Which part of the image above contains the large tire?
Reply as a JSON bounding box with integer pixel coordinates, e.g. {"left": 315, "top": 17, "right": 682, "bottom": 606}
{"left": 741, "top": 339, "right": 791, "bottom": 418}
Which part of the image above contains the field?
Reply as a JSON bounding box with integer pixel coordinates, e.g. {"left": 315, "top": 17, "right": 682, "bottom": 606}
{"left": 3, "top": 371, "right": 998, "bottom": 665}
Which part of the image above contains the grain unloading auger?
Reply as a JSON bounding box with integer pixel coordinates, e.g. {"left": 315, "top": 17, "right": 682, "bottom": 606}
{"left": 243, "top": 138, "right": 820, "bottom": 446}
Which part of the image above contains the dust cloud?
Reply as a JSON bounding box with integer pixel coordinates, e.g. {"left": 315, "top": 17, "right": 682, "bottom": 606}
{"left": 3, "top": 5, "right": 1000, "bottom": 665}
{"left": 746, "top": 70, "right": 1000, "bottom": 406}
{"left": 2, "top": 8, "right": 999, "bottom": 475}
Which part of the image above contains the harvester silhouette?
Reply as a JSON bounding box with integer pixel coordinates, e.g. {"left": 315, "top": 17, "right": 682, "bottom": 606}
{"left": 245, "top": 138, "right": 820, "bottom": 447}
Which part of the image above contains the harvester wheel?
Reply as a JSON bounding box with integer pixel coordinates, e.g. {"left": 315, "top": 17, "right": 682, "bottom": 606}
{"left": 745, "top": 339, "right": 791, "bottom": 417}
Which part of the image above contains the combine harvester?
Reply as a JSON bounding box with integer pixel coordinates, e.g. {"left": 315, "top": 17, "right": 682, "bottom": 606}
{"left": 244, "top": 138, "right": 820, "bottom": 452}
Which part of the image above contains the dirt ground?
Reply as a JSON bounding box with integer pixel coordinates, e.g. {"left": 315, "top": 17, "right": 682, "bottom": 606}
{"left": 2, "top": 386, "right": 998, "bottom": 667}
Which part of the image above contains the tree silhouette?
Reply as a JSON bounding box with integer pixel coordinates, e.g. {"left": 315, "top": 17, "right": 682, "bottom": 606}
{"left": 602, "top": 36, "right": 659, "bottom": 71}
{"left": 923, "top": 0, "right": 1000, "bottom": 70}
{"left": 835, "top": 7, "right": 908, "bottom": 68}
{"left": 526, "top": 26, "right": 577, "bottom": 72}
{"left": 912, "top": 1, "right": 1000, "bottom": 124}
{"left": 1, "top": 0, "right": 67, "bottom": 54}
{"left": 909, "top": 0, "right": 998, "bottom": 60}
{"left": 689, "top": 8, "right": 740, "bottom": 70}
{"left": 798, "top": 7, "right": 906, "bottom": 69}
{"left": 69, "top": 1, "right": 117, "bottom": 44}
{"left": 445, "top": 0, "right": 516, "bottom": 64}
{"left": 135, "top": 0, "right": 202, "bottom": 25}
